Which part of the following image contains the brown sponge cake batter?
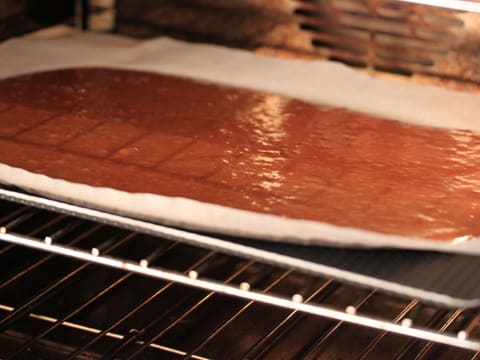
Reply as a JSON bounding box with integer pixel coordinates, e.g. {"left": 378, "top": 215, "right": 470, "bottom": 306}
{"left": 0, "top": 67, "right": 479, "bottom": 241}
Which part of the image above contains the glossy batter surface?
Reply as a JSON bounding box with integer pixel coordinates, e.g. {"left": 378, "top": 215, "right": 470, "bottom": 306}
{"left": 0, "top": 68, "right": 479, "bottom": 241}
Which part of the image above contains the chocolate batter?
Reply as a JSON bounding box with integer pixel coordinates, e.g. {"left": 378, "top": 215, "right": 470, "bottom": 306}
{"left": 0, "top": 67, "right": 479, "bottom": 241}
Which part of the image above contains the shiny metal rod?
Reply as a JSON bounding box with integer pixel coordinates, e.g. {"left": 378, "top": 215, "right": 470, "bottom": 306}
{"left": 1, "top": 230, "right": 479, "bottom": 352}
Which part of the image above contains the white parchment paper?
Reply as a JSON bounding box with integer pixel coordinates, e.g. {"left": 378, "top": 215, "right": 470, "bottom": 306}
{"left": 1, "top": 26, "right": 480, "bottom": 254}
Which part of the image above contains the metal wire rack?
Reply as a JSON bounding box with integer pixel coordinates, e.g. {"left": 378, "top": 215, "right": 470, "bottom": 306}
{"left": 0, "top": 188, "right": 480, "bottom": 359}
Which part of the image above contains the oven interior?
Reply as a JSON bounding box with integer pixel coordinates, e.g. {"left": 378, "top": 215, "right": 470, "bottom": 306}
{"left": 1, "top": 0, "right": 480, "bottom": 359}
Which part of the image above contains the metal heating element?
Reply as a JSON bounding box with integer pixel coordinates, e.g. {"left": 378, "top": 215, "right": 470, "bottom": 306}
{"left": 1, "top": 189, "right": 480, "bottom": 359}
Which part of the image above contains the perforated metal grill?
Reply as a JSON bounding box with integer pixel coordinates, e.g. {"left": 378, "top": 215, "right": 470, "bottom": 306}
{"left": 294, "top": 0, "right": 480, "bottom": 84}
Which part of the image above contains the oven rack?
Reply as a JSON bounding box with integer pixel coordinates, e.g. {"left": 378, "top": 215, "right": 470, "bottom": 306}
{"left": 1, "top": 188, "right": 480, "bottom": 356}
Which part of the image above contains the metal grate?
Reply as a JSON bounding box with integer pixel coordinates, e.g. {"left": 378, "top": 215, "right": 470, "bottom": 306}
{"left": 294, "top": 0, "right": 480, "bottom": 84}
{"left": 0, "top": 191, "right": 480, "bottom": 358}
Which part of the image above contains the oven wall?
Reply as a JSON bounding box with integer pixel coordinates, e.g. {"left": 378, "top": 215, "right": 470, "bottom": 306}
{"left": 116, "top": 0, "right": 480, "bottom": 88}
{"left": 116, "top": 0, "right": 311, "bottom": 51}
{"left": 0, "top": 0, "right": 74, "bottom": 41}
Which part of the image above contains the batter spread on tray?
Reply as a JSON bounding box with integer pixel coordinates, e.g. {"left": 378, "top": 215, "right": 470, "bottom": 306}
{"left": 0, "top": 67, "right": 479, "bottom": 241}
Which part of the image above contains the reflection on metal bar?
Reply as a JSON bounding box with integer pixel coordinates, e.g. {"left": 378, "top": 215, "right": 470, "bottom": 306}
{"left": 459, "top": 314, "right": 480, "bottom": 341}
{"left": 0, "top": 232, "right": 135, "bottom": 332}
{"left": 125, "top": 260, "right": 257, "bottom": 359}
{"left": 395, "top": 0, "right": 480, "bottom": 12}
{"left": 414, "top": 309, "right": 465, "bottom": 359}
{"left": 9, "top": 273, "right": 133, "bottom": 358}
{"left": 182, "top": 269, "right": 293, "bottom": 358}
{"left": 0, "top": 262, "right": 89, "bottom": 332}
{"left": 0, "top": 222, "right": 100, "bottom": 291}
{"left": 0, "top": 206, "right": 29, "bottom": 228}
{"left": 1, "top": 211, "right": 36, "bottom": 232}
{"left": 393, "top": 308, "right": 451, "bottom": 359}
{"left": 0, "top": 212, "right": 66, "bottom": 256}
{"left": 1, "top": 231, "right": 479, "bottom": 352}
{"left": 65, "top": 250, "right": 216, "bottom": 359}
{"left": 301, "top": 289, "right": 378, "bottom": 359}
{"left": 242, "top": 280, "right": 339, "bottom": 359}
{"left": 0, "top": 304, "right": 211, "bottom": 360}
{"left": 96, "top": 254, "right": 227, "bottom": 358}
{"left": 358, "top": 299, "right": 421, "bottom": 359}
{"left": 0, "top": 210, "right": 37, "bottom": 255}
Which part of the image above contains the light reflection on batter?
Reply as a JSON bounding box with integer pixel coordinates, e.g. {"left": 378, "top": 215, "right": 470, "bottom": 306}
{"left": 239, "top": 94, "right": 289, "bottom": 145}
{"left": 237, "top": 94, "right": 289, "bottom": 195}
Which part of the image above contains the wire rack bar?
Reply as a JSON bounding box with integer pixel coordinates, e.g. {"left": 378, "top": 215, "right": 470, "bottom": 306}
{"left": 65, "top": 250, "right": 217, "bottom": 359}
{"left": 1, "top": 188, "right": 479, "bottom": 309}
{"left": 0, "top": 304, "right": 211, "bottom": 360}
{"left": 0, "top": 229, "right": 479, "bottom": 351}
{"left": 123, "top": 260, "right": 262, "bottom": 358}
{"left": 241, "top": 280, "right": 339, "bottom": 359}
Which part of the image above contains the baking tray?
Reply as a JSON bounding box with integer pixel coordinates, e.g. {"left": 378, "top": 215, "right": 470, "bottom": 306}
{"left": 228, "top": 236, "right": 480, "bottom": 309}
{"left": 1, "top": 187, "right": 479, "bottom": 309}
